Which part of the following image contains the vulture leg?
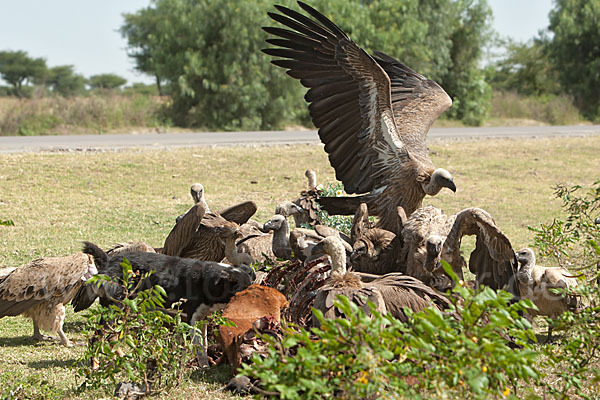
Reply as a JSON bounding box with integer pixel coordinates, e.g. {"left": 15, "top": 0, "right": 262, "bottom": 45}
{"left": 57, "top": 326, "right": 74, "bottom": 347}
{"left": 32, "top": 320, "right": 54, "bottom": 342}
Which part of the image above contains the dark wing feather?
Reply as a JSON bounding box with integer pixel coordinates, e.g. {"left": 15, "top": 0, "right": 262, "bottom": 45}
{"left": 445, "top": 208, "right": 518, "bottom": 294}
{"left": 371, "top": 273, "right": 452, "bottom": 321}
{"left": 372, "top": 51, "right": 452, "bottom": 157}
{"left": 219, "top": 201, "right": 258, "bottom": 225}
{"left": 162, "top": 203, "right": 205, "bottom": 257}
{"left": 263, "top": 2, "right": 409, "bottom": 195}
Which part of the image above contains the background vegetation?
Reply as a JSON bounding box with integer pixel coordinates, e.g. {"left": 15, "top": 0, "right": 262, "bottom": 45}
{"left": 0, "top": 0, "right": 598, "bottom": 136}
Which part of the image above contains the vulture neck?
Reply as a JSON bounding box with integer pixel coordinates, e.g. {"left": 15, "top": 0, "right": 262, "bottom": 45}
{"left": 272, "top": 218, "right": 291, "bottom": 250}
{"left": 224, "top": 237, "right": 248, "bottom": 266}
{"left": 329, "top": 245, "right": 348, "bottom": 275}
{"left": 306, "top": 171, "right": 317, "bottom": 189}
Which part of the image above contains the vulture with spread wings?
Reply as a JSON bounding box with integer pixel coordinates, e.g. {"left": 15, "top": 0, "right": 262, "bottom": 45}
{"left": 401, "top": 205, "right": 519, "bottom": 296}
{"left": 263, "top": 1, "right": 456, "bottom": 232}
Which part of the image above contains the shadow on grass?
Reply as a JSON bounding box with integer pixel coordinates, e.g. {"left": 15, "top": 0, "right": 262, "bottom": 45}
{"left": 28, "top": 358, "right": 78, "bottom": 369}
{"left": 64, "top": 320, "right": 86, "bottom": 332}
{"left": 190, "top": 364, "right": 233, "bottom": 386}
{"left": 0, "top": 335, "right": 37, "bottom": 347}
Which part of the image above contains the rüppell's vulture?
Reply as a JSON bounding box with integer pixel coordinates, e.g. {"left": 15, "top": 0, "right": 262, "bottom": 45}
{"left": 0, "top": 253, "right": 98, "bottom": 346}
{"left": 401, "top": 205, "right": 519, "bottom": 296}
{"left": 263, "top": 2, "right": 456, "bottom": 232}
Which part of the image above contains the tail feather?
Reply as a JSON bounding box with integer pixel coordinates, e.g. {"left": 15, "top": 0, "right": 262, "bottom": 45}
{"left": 82, "top": 241, "right": 108, "bottom": 270}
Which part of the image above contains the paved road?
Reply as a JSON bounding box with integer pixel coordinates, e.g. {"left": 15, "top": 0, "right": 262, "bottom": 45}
{"left": 1, "top": 125, "right": 599, "bottom": 153}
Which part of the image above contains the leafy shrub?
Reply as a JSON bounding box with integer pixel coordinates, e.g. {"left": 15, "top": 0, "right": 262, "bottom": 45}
{"left": 241, "top": 266, "right": 540, "bottom": 399}
{"left": 529, "top": 182, "right": 600, "bottom": 398}
{"left": 490, "top": 90, "right": 583, "bottom": 125}
{"left": 76, "top": 258, "right": 196, "bottom": 396}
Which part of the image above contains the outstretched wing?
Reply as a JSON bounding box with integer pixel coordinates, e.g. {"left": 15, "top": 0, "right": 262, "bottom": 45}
{"left": 445, "top": 208, "right": 518, "bottom": 295}
{"left": 0, "top": 253, "right": 94, "bottom": 316}
{"left": 219, "top": 201, "right": 258, "bottom": 225}
{"left": 372, "top": 51, "right": 451, "bottom": 158}
{"left": 263, "top": 1, "right": 414, "bottom": 194}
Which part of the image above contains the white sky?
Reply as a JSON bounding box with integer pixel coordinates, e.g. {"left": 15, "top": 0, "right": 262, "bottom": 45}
{"left": 0, "top": 0, "right": 554, "bottom": 86}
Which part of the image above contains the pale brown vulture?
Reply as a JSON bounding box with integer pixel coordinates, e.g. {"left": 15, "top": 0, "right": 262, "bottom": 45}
{"left": 401, "top": 205, "right": 519, "bottom": 296}
{"left": 0, "top": 253, "right": 98, "bottom": 346}
{"left": 312, "top": 236, "right": 451, "bottom": 323}
{"left": 515, "top": 248, "right": 582, "bottom": 320}
{"left": 263, "top": 2, "right": 456, "bottom": 232}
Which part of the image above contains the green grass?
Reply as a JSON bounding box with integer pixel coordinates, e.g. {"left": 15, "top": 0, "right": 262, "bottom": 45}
{"left": 1, "top": 136, "right": 599, "bottom": 398}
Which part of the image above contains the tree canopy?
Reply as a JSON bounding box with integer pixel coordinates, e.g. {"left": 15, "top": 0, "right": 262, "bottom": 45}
{"left": 88, "top": 73, "right": 127, "bottom": 90}
{"left": 547, "top": 0, "right": 600, "bottom": 119}
{"left": 47, "top": 65, "right": 86, "bottom": 97}
{"left": 121, "top": 0, "right": 494, "bottom": 129}
{"left": 0, "top": 50, "right": 46, "bottom": 97}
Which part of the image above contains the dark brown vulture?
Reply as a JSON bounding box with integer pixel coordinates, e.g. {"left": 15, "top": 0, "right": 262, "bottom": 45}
{"left": 312, "top": 236, "right": 451, "bottom": 324}
{"left": 0, "top": 253, "right": 98, "bottom": 346}
{"left": 263, "top": 2, "right": 456, "bottom": 232}
{"left": 292, "top": 169, "right": 322, "bottom": 227}
{"left": 401, "top": 205, "right": 519, "bottom": 296}
{"left": 350, "top": 203, "right": 406, "bottom": 275}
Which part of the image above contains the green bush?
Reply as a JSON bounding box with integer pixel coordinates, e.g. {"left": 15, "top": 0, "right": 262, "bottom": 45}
{"left": 76, "top": 258, "right": 196, "bottom": 396}
{"left": 529, "top": 182, "right": 600, "bottom": 398}
{"left": 241, "top": 266, "right": 539, "bottom": 399}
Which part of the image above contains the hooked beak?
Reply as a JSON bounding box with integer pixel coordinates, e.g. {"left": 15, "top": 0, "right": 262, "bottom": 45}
{"left": 311, "top": 241, "right": 326, "bottom": 257}
{"left": 446, "top": 179, "right": 457, "bottom": 193}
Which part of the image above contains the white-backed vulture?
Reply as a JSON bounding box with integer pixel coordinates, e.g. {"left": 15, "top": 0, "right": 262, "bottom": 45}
{"left": 0, "top": 253, "right": 98, "bottom": 346}
{"left": 401, "top": 205, "right": 519, "bottom": 295}
{"left": 292, "top": 169, "right": 322, "bottom": 227}
{"left": 310, "top": 236, "right": 387, "bottom": 326}
{"left": 263, "top": 2, "right": 456, "bottom": 232}
{"left": 350, "top": 203, "right": 406, "bottom": 275}
{"left": 163, "top": 196, "right": 259, "bottom": 263}
{"left": 312, "top": 236, "right": 451, "bottom": 323}
{"left": 515, "top": 248, "right": 583, "bottom": 325}
{"left": 234, "top": 202, "right": 303, "bottom": 263}
{"left": 290, "top": 224, "right": 352, "bottom": 262}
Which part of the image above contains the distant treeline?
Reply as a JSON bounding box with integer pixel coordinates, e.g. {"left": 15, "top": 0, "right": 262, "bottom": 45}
{"left": 0, "top": 0, "right": 598, "bottom": 134}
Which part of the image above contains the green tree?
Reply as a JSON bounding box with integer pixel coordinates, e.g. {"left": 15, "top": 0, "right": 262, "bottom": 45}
{"left": 88, "top": 73, "right": 127, "bottom": 90}
{"left": 0, "top": 50, "right": 46, "bottom": 97}
{"left": 120, "top": 7, "right": 167, "bottom": 95}
{"left": 46, "top": 65, "right": 85, "bottom": 96}
{"left": 486, "top": 37, "right": 560, "bottom": 96}
{"left": 547, "top": 0, "right": 600, "bottom": 120}
{"left": 121, "top": 0, "right": 493, "bottom": 129}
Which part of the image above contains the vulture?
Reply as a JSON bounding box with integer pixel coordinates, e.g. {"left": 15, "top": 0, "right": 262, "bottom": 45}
{"left": 263, "top": 2, "right": 456, "bottom": 232}
{"left": 310, "top": 236, "right": 387, "bottom": 326}
{"left": 163, "top": 199, "right": 257, "bottom": 263}
{"left": 176, "top": 183, "right": 211, "bottom": 223}
{"left": 235, "top": 201, "right": 303, "bottom": 263}
{"left": 350, "top": 203, "right": 406, "bottom": 275}
{"left": 515, "top": 248, "right": 583, "bottom": 340}
{"left": 312, "top": 236, "right": 452, "bottom": 323}
{"left": 73, "top": 242, "right": 255, "bottom": 365}
{"left": 292, "top": 169, "right": 322, "bottom": 227}
{"left": 401, "top": 205, "right": 519, "bottom": 295}
{"left": 0, "top": 252, "right": 98, "bottom": 346}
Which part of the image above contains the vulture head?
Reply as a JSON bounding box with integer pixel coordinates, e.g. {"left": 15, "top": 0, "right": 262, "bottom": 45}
{"left": 311, "top": 236, "right": 347, "bottom": 274}
{"left": 595, "top": 217, "right": 600, "bottom": 225}
{"left": 515, "top": 248, "right": 536, "bottom": 285}
{"left": 424, "top": 168, "right": 456, "bottom": 196}
{"left": 263, "top": 214, "right": 287, "bottom": 232}
{"left": 190, "top": 183, "right": 211, "bottom": 213}
{"left": 424, "top": 235, "right": 444, "bottom": 270}
{"left": 275, "top": 201, "right": 303, "bottom": 217}
{"left": 305, "top": 169, "right": 317, "bottom": 189}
